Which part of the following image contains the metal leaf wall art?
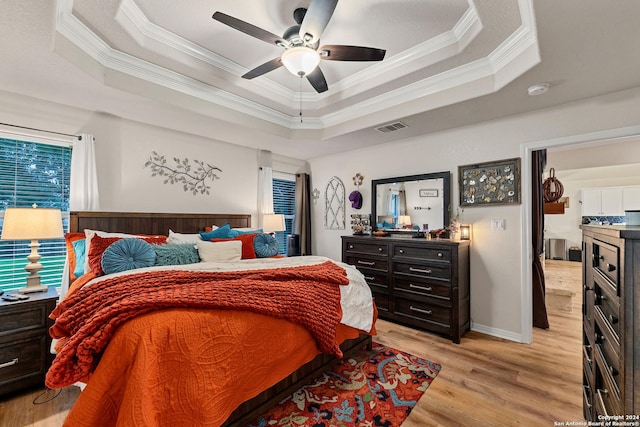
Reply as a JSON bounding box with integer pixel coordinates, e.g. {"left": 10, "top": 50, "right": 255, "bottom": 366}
{"left": 145, "top": 151, "right": 222, "bottom": 195}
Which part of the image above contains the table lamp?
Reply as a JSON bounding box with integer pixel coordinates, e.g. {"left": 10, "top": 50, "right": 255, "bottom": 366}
{"left": 1, "top": 206, "right": 64, "bottom": 293}
{"left": 262, "top": 213, "right": 285, "bottom": 235}
{"left": 398, "top": 215, "right": 412, "bottom": 228}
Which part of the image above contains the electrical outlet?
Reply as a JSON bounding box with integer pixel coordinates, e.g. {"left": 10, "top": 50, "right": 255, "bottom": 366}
{"left": 491, "top": 219, "right": 506, "bottom": 230}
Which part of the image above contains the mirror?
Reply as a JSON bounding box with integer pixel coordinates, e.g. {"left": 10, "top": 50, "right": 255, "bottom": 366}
{"left": 371, "top": 171, "right": 450, "bottom": 233}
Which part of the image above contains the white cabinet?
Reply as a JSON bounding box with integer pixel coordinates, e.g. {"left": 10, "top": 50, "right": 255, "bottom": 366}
{"left": 581, "top": 188, "right": 624, "bottom": 216}
{"left": 623, "top": 187, "right": 640, "bottom": 211}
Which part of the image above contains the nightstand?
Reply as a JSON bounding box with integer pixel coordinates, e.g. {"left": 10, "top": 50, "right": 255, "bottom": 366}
{"left": 0, "top": 287, "right": 58, "bottom": 396}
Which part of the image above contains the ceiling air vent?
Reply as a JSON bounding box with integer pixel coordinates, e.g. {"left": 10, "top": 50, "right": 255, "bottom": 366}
{"left": 375, "top": 121, "right": 408, "bottom": 133}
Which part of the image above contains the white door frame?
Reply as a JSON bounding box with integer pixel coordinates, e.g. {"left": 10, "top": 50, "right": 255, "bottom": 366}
{"left": 519, "top": 124, "right": 640, "bottom": 344}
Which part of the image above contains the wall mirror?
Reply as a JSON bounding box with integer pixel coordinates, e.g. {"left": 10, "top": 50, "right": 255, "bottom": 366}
{"left": 372, "top": 171, "right": 451, "bottom": 232}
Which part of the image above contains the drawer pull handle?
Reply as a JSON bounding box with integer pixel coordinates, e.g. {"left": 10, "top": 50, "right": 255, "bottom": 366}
{"left": 349, "top": 245, "right": 354, "bottom": 249}
{"left": 0, "top": 358, "right": 18, "bottom": 369}
{"left": 409, "top": 267, "right": 432, "bottom": 274}
{"left": 593, "top": 254, "right": 604, "bottom": 261}
{"left": 608, "top": 314, "right": 619, "bottom": 325}
{"left": 357, "top": 260, "right": 375, "bottom": 266}
{"left": 582, "top": 345, "right": 592, "bottom": 364}
{"left": 378, "top": 247, "right": 383, "bottom": 252}
{"left": 595, "top": 389, "right": 609, "bottom": 416}
{"left": 364, "top": 276, "right": 375, "bottom": 281}
{"left": 606, "top": 263, "right": 616, "bottom": 272}
{"left": 399, "top": 249, "right": 404, "bottom": 254}
{"left": 437, "top": 252, "right": 443, "bottom": 258}
{"left": 409, "top": 283, "right": 433, "bottom": 292}
{"left": 607, "top": 364, "right": 619, "bottom": 377}
{"left": 410, "top": 306, "right": 432, "bottom": 315}
{"left": 583, "top": 385, "right": 592, "bottom": 409}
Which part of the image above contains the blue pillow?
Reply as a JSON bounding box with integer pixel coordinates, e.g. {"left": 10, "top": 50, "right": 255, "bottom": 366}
{"left": 199, "top": 223, "right": 231, "bottom": 240}
{"left": 253, "top": 233, "right": 279, "bottom": 258}
{"left": 229, "top": 228, "right": 263, "bottom": 238}
{"left": 154, "top": 243, "right": 200, "bottom": 266}
{"left": 72, "top": 238, "right": 86, "bottom": 278}
{"left": 101, "top": 238, "right": 156, "bottom": 275}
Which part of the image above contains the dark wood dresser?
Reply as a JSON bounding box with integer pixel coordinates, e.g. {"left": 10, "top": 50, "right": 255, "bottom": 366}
{"left": 581, "top": 225, "right": 640, "bottom": 419}
{"left": 342, "top": 235, "right": 470, "bottom": 343}
{"left": 0, "top": 287, "right": 58, "bottom": 396}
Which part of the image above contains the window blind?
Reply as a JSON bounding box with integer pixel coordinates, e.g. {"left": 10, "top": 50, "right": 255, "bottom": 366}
{"left": 0, "top": 137, "right": 71, "bottom": 292}
{"left": 272, "top": 175, "right": 296, "bottom": 255}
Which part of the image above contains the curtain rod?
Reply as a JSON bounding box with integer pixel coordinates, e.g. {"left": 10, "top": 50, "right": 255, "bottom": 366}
{"left": 0, "top": 122, "right": 81, "bottom": 140}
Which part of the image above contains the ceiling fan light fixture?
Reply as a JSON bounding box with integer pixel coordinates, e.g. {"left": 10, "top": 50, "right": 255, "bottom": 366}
{"left": 281, "top": 46, "right": 320, "bottom": 76}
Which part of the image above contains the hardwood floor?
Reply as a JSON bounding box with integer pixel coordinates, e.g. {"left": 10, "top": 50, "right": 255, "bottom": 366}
{"left": 1, "top": 260, "right": 583, "bottom": 427}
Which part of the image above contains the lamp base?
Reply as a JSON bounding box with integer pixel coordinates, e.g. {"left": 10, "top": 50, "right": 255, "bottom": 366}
{"left": 18, "top": 284, "right": 48, "bottom": 294}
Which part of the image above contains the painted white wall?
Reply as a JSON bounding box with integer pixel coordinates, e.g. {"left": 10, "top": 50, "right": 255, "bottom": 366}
{"left": 0, "top": 90, "right": 270, "bottom": 227}
{"left": 309, "top": 86, "right": 640, "bottom": 342}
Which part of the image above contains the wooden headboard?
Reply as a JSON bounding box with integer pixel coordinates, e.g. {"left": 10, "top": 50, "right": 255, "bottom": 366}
{"left": 69, "top": 211, "right": 251, "bottom": 235}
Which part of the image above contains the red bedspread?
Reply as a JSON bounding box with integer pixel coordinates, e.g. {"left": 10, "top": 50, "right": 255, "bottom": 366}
{"left": 47, "top": 260, "right": 349, "bottom": 389}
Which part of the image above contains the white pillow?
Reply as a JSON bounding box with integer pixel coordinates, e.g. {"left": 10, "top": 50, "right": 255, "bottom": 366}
{"left": 83, "top": 229, "right": 164, "bottom": 272}
{"left": 167, "top": 229, "right": 203, "bottom": 244}
{"left": 196, "top": 240, "right": 242, "bottom": 262}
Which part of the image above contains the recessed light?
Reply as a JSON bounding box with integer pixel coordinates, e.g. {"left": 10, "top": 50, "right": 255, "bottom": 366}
{"left": 527, "top": 83, "right": 550, "bottom": 96}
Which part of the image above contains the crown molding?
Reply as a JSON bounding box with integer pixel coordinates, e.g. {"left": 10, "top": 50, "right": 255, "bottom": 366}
{"left": 54, "top": 0, "right": 539, "bottom": 136}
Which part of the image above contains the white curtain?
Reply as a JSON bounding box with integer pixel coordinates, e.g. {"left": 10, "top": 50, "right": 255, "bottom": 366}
{"left": 70, "top": 133, "right": 100, "bottom": 211}
{"left": 257, "top": 150, "right": 274, "bottom": 228}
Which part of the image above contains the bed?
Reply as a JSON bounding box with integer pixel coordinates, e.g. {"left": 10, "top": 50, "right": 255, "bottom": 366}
{"left": 48, "top": 211, "right": 375, "bottom": 427}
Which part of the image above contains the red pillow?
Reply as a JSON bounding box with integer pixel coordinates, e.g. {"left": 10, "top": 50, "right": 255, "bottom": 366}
{"left": 211, "top": 233, "right": 258, "bottom": 259}
{"left": 88, "top": 234, "right": 167, "bottom": 276}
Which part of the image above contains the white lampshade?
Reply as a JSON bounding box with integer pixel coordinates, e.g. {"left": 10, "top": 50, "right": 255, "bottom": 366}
{"left": 281, "top": 46, "right": 321, "bottom": 76}
{"left": 398, "top": 215, "right": 412, "bottom": 226}
{"left": 262, "top": 214, "right": 286, "bottom": 233}
{"left": 1, "top": 207, "right": 63, "bottom": 240}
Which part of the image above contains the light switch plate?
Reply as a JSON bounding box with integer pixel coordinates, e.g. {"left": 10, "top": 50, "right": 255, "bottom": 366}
{"left": 491, "top": 219, "right": 506, "bottom": 230}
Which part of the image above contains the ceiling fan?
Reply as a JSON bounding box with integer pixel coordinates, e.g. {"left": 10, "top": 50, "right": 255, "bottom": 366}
{"left": 212, "top": 0, "right": 386, "bottom": 93}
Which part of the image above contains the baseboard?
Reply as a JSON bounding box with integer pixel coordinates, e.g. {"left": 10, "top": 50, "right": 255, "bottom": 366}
{"left": 470, "top": 322, "right": 523, "bottom": 343}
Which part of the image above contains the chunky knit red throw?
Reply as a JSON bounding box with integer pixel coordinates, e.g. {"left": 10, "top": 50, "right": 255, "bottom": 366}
{"left": 47, "top": 261, "right": 348, "bottom": 388}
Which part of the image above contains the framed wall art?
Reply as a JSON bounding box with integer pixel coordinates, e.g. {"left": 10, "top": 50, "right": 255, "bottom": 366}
{"left": 458, "top": 157, "right": 521, "bottom": 206}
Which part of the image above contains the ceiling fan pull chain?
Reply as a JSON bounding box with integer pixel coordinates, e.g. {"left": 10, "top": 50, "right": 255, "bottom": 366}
{"left": 299, "top": 75, "right": 304, "bottom": 123}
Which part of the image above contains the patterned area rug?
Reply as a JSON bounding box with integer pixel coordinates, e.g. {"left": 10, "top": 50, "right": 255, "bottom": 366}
{"left": 248, "top": 343, "right": 441, "bottom": 427}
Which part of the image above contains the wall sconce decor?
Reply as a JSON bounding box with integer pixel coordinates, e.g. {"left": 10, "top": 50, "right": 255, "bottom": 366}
{"left": 459, "top": 224, "right": 471, "bottom": 240}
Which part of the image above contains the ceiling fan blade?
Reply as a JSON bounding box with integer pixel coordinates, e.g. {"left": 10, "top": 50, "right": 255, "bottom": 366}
{"left": 213, "top": 12, "right": 285, "bottom": 46}
{"left": 242, "top": 58, "right": 283, "bottom": 79}
{"left": 299, "top": 0, "right": 338, "bottom": 44}
{"left": 319, "top": 45, "right": 386, "bottom": 61}
{"left": 306, "top": 67, "right": 328, "bottom": 93}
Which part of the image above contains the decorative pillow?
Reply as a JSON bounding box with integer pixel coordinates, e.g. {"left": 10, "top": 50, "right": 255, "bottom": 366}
{"left": 154, "top": 243, "right": 200, "bottom": 266}
{"left": 199, "top": 223, "right": 232, "bottom": 240}
{"left": 72, "top": 239, "right": 87, "bottom": 279}
{"left": 83, "top": 229, "right": 164, "bottom": 272}
{"left": 212, "top": 233, "right": 258, "bottom": 259}
{"left": 196, "top": 240, "right": 242, "bottom": 262}
{"left": 228, "top": 228, "right": 263, "bottom": 238}
{"left": 253, "top": 233, "right": 279, "bottom": 258}
{"left": 101, "top": 238, "right": 156, "bottom": 275}
{"left": 167, "top": 229, "right": 202, "bottom": 244}
{"left": 88, "top": 234, "right": 167, "bottom": 276}
{"left": 64, "top": 232, "right": 86, "bottom": 281}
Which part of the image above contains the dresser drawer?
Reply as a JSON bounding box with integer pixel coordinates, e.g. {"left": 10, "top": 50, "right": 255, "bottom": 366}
{"left": 593, "top": 274, "right": 620, "bottom": 341}
{"left": 594, "top": 342, "right": 621, "bottom": 401}
{"left": 393, "top": 261, "right": 450, "bottom": 282}
{"left": 359, "top": 270, "right": 389, "bottom": 289}
{"left": 0, "top": 303, "right": 50, "bottom": 336}
{"left": 394, "top": 277, "right": 451, "bottom": 301}
{"left": 344, "top": 241, "right": 388, "bottom": 256}
{"left": 591, "top": 240, "right": 619, "bottom": 291}
{"left": 372, "top": 292, "right": 389, "bottom": 312}
{"left": 393, "top": 245, "right": 451, "bottom": 263}
{"left": 345, "top": 255, "right": 388, "bottom": 273}
{"left": 393, "top": 297, "right": 451, "bottom": 329}
{"left": 0, "top": 334, "right": 48, "bottom": 390}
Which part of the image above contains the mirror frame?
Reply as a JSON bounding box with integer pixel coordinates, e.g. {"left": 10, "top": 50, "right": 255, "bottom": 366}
{"left": 371, "top": 171, "right": 451, "bottom": 232}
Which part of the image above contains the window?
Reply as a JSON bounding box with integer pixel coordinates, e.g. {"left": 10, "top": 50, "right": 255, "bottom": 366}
{"left": 272, "top": 172, "right": 296, "bottom": 255}
{"left": 0, "top": 137, "right": 72, "bottom": 292}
